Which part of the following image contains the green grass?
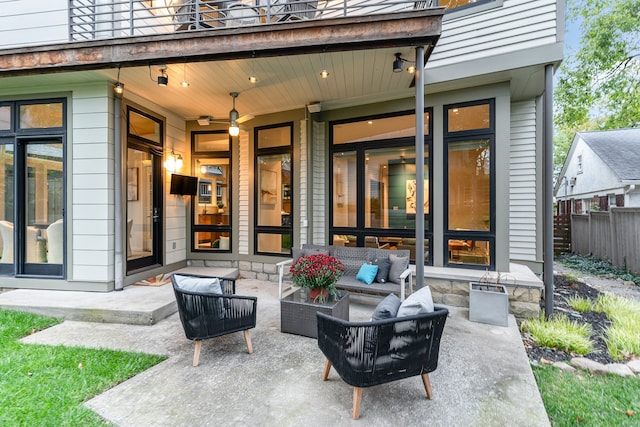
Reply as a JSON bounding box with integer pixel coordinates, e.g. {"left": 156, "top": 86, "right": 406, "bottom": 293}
{"left": 595, "top": 294, "right": 640, "bottom": 360}
{"left": 534, "top": 364, "right": 640, "bottom": 426}
{"left": 520, "top": 314, "right": 594, "bottom": 355}
{"left": 565, "top": 295, "right": 592, "bottom": 313}
{"left": 0, "top": 309, "right": 166, "bottom": 426}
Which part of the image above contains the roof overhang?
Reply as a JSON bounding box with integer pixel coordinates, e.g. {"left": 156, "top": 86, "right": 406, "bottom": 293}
{"left": 0, "top": 9, "right": 443, "bottom": 76}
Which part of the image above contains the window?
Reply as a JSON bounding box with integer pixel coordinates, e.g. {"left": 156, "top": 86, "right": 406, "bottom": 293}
{"left": 192, "top": 131, "right": 232, "bottom": 252}
{"left": 577, "top": 154, "right": 583, "bottom": 174}
{"left": 0, "top": 99, "right": 66, "bottom": 277}
{"left": 330, "top": 111, "right": 432, "bottom": 263}
{"left": 444, "top": 99, "right": 494, "bottom": 269}
{"left": 436, "top": 0, "right": 496, "bottom": 12}
{"left": 255, "top": 123, "right": 293, "bottom": 255}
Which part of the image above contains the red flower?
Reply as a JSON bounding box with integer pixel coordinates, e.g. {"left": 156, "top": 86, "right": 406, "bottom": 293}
{"left": 290, "top": 254, "right": 345, "bottom": 293}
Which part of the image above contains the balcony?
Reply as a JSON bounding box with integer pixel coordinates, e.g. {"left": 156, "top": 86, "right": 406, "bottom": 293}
{"left": 69, "top": 0, "right": 435, "bottom": 41}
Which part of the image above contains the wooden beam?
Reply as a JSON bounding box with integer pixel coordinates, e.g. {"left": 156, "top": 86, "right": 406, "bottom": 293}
{"left": 0, "top": 10, "right": 442, "bottom": 76}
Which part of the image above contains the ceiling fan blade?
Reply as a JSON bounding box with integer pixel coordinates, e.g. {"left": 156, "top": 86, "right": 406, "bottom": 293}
{"left": 237, "top": 114, "right": 254, "bottom": 124}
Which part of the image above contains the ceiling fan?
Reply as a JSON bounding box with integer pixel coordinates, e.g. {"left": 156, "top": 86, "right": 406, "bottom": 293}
{"left": 196, "top": 92, "right": 254, "bottom": 134}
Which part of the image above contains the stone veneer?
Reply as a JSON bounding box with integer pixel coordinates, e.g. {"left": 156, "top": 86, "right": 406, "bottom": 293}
{"left": 189, "top": 259, "right": 543, "bottom": 319}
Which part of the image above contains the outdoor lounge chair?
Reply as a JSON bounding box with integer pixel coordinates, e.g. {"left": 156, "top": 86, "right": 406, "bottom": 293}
{"left": 171, "top": 273, "right": 257, "bottom": 366}
{"left": 316, "top": 306, "right": 448, "bottom": 419}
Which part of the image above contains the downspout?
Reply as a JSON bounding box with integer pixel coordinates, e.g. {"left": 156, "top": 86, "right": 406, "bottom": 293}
{"left": 114, "top": 93, "right": 124, "bottom": 291}
{"left": 415, "top": 45, "right": 425, "bottom": 289}
{"left": 543, "top": 64, "right": 554, "bottom": 317}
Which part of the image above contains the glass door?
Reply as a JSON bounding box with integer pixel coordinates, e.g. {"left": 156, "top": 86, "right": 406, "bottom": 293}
{"left": 126, "top": 146, "right": 162, "bottom": 272}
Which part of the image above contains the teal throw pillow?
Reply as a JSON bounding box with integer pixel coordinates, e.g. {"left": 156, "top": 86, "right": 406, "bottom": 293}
{"left": 356, "top": 263, "right": 378, "bottom": 285}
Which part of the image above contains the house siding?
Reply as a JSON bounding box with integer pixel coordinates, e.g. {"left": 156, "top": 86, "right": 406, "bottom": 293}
{"left": 431, "top": 0, "right": 558, "bottom": 67}
{"left": 239, "top": 132, "right": 250, "bottom": 255}
{"left": 509, "top": 100, "right": 537, "bottom": 262}
{"left": 311, "top": 120, "right": 326, "bottom": 245}
{"left": 0, "top": 0, "right": 68, "bottom": 48}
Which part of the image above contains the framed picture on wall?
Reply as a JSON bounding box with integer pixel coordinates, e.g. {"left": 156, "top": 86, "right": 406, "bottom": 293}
{"left": 127, "top": 167, "right": 138, "bottom": 201}
{"left": 406, "top": 179, "right": 428, "bottom": 214}
{"left": 260, "top": 169, "right": 277, "bottom": 205}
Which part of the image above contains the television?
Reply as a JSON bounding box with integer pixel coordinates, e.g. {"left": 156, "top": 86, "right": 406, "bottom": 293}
{"left": 170, "top": 174, "right": 198, "bottom": 196}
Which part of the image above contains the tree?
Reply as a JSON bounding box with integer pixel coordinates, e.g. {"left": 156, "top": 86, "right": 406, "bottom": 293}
{"left": 555, "top": 0, "right": 640, "bottom": 131}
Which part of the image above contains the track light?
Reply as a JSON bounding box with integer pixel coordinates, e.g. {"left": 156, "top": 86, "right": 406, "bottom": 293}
{"left": 157, "top": 66, "right": 168, "bottom": 87}
{"left": 229, "top": 92, "right": 240, "bottom": 137}
{"left": 393, "top": 53, "right": 416, "bottom": 74}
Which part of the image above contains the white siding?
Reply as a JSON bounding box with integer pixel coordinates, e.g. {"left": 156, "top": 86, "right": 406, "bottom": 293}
{"left": 509, "top": 100, "right": 537, "bottom": 261}
{"left": 311, "top": 120, "right": 325, "bottom": 245}
{"left": 0, "top": 0, "right": 68, "bottom": 48}
{"left": 298, "top": 119, "right": 308, "bottom": 246}
{"left": 71, "top": 84, "right": 114, "bottom": 282}
{"left": 430, "top": 0, "right": 558, "bottom": 67}
{"left": 238, "top": 131, "right": 250, "bottom": 255}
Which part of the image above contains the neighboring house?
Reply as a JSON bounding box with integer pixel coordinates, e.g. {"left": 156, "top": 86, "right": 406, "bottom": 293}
{"left": 555, "top": 128, "right": 640, "bottom": 214}
{"left": 0, "top": 0, "right": 563, "bottom": 318}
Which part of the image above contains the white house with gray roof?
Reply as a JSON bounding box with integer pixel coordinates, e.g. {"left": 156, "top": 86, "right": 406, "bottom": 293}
{"left": 555, "top": 128, "right": 640, "bottom": 213}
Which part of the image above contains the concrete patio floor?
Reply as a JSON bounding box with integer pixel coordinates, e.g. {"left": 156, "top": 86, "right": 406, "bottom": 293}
{"left": 8, "top": 271, "right": 550, "bottom": 426}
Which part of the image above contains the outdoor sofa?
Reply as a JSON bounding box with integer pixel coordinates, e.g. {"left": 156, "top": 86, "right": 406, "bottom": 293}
{"left": 277, "top": 244, "right": 413, "bottom": 300}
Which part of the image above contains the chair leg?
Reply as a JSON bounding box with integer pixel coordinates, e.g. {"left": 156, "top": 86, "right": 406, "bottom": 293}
{"left": 352, "top": 387, "right": 363, "bottom": 420}
{"left": 243, "top": 330, "right": 253, "bottom": 354}
{"left": 193, "top": 340, "right": 202, "bottom": 367}
{"left": 322, "top": 359, "right": 331, "bottom": 380}
{"left": 421, "top": 373, "right": 433, "bottom": 399}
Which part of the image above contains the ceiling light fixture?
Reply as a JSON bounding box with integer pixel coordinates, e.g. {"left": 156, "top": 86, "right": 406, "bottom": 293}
{"left": 320, "top": 50, "right": 330, "bottom": 79}
{"left": 249, "top": 52, "right": 258, "bottom": 84}
{"left": 157, "top": 66, "right": 168, "bottom": 87}
{"left": 181, "top": 63, "right": 189, "bottom": 87}
{"left": 228, "top": 92, "right": 240, "bottom": 137}
{"left": 113, "top": 66, "right": 124, "bottom": 96}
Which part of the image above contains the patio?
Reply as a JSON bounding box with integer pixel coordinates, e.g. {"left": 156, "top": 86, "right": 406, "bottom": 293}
{"left": 9, "top": 269, "right": 550, "bottom": 426}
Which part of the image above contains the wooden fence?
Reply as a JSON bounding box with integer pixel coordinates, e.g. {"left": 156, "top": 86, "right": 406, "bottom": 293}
{"left": 570, "top": 208, "right": 640, "bottom": 275}
{"left": 553, "top": 213, "right": 571, "bottom": 255}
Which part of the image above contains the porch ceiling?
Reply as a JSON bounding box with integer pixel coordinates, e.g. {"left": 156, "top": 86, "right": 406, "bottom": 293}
{"left": 0, "top": 10, "right": 442, "bottom": 121}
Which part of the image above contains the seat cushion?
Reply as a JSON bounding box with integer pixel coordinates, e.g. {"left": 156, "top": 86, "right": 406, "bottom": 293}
{"left": 371, "top": 293, "right": 402, "bottom": 320}
{"left": 388, "top": 254, "right": 409, "bottom": 284}
{"left": 397, "top": 286, "right": 434, "bottom": 317}
{"left": 356, "top": 264, "right": 378, "bottom": 285}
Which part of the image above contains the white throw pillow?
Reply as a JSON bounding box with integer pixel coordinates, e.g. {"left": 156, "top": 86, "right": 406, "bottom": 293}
{"left": 397, "top": 286, "right": 434, "bottom": 317}
{"left": 175, "top": 275, "right": 223, "bottom": 294}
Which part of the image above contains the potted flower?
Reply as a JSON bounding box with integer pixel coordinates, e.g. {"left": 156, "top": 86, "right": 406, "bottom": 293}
{"left": 290, "top": 253, "right": 345, "bottom": 303}
{"left": 217, "top": 201, "right": 225, "bottom": 213}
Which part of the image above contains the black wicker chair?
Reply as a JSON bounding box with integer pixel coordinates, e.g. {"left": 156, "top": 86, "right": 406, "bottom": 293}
{"left": 316, "top": 306, "right": 448, "bottom": 419}
{"left": 171, "top": 273, "right": 257, "bottom": 366}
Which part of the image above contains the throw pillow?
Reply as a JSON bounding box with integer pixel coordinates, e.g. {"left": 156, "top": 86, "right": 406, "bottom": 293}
{"left": 373, "top": 257, "right": 391, "bottom": 283}
{"left": 371, "top": 293, "right": 402, "bottom": 320}
{"left": 175, "top": 275, "right": 223, "bottom": 294}
{"left": 397, "top": 286, "right": 434, "bottom": 317}
{"left": 356, "top": 263, "right": 378, "bottom": 285}
{"left": 388, "top": 254, "right": 409, "bottom": 284}
{"left": 292, "top": 247, "right": 304, "bottom": 261}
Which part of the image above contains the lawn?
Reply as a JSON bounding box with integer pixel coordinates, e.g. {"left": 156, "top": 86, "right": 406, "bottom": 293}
{"left": 0, "top": 309, "right": 166, "bottom": 426}
{"left": 534, "top": 365, "right": 640, "bottom": 426}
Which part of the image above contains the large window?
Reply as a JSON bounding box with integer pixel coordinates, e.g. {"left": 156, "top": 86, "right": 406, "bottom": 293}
{"left": 254, "top": 123, "right": 292, "bottom": 255}
{"left": 444, "top": 100, "right": 495, "bottom": 268}
{"left": 330, "top": 111, "right": 431, "bottom": 263}
{"left": 192, "top": 131, "right": 232, "bottom": 252}
{"left": 0, "top": 99, "right": 65, "bottom": 277}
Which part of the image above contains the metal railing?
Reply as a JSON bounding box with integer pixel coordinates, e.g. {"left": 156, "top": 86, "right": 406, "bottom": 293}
{"left": 69, "top": 0, "right": 433, "bottom": 41}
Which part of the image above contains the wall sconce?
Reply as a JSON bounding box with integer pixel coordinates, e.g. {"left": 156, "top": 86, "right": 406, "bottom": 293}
{"left": 228, "top": 92, "right": 240, "bottom": 137}
{"left": 393, "top": 53, "right": 416, "bottom": 74}
{"left": 113, "top": 66, "right": 124, "bottom": 96}
{"left": 164, "top": 150, "right": 183, "bottom": 173}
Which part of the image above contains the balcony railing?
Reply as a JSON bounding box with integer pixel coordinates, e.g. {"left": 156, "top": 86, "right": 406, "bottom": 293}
{"left": 69, "top": 0, "right": 434, "bottom": 41}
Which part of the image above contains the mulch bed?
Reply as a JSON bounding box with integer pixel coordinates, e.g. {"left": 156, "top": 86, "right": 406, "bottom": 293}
{"left": 521, "top": 274, "right": 619, "bottom": 365}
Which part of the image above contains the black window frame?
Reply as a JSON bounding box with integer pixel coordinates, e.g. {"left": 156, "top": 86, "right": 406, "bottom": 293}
{"left": 443, "top": 98, "right": 496, "bottom": 270}
{"left": 191, "top": 130, "right": 233, "bottom": 253}
{"left": 253, "top": 122, "right": 294, "bottom": 257}
{"left": 328, "top": 109, "right": 433, "bottom": 265}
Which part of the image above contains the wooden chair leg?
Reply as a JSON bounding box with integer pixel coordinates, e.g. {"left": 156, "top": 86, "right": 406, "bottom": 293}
{"left": 243, "top": 330, "right": 253, "bottom": 354}
{"left": 192, "top": 340, "right": 202, "bottom": 367}
{"left": 421, "top": 373, "right": 433, "bottom": 399}
{"left": 322, "top": 359, "right": 332, "bottom": 381}
{"left": 352, "top": 387, "right": 363, "bottom": 420}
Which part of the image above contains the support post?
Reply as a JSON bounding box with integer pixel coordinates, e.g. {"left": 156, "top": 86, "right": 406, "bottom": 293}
{"left": 415, "top": 45, "right": 425, "bottom": 289}
{"left": 543, "top": 64, "right": 554, "bottom": 317}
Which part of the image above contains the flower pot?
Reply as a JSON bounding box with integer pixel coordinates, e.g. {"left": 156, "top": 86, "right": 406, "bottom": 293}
{"left": 309, "top": 288, "right": 328, "bottom": 302}
{"left": 469, "top": 282, "right": 509, "bottom": 327}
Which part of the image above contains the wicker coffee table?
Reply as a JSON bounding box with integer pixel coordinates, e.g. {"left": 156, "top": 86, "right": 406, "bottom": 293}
{"left": 280, "top": 289, "right": 349, "bottom": 338}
